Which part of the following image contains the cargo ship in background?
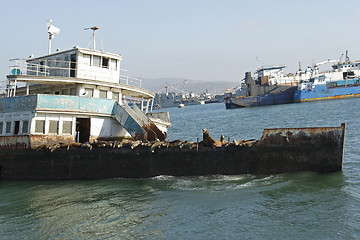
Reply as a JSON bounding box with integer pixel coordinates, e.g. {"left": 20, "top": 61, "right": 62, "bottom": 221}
{"left": 225, "top": 51, "right": 360, "bottom": 108}
{"left": 294, "top": 51, "right": 360, "bottom": 102}
{"left": 294, "top": 76, "right": 360, "bottom": 102}
{"left": 225, "top": 65, "right": 310, "bottom": 109}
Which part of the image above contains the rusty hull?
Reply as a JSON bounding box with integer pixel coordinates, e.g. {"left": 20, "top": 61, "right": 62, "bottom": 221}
{"left": 0, "top": 124, "right": 346, "bottom": 179}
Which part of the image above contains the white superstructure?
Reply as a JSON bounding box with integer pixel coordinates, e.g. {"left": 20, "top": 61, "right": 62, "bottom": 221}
{"left": 1, "top": 24, "right": 170, "bottom": 148}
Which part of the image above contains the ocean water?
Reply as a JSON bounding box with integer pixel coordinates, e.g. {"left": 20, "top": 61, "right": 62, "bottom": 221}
{"left": 1, "top": 99, "right": 360, "bottom": 239}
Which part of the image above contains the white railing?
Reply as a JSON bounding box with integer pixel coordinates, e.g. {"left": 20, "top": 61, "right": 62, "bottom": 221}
{"left": 9, "top": 58, "right": 119, "bottom": 83}
{"left": 9, "top": 59, "right": 142, "bottom": 88}
{"left": 119, "top": 69, "right": 142, "bottom": 87}
{"left": 9, "top": 58, "right": 72, "bottom": 77}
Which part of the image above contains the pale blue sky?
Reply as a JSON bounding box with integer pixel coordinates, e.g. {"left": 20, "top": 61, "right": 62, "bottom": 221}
{"left": 1, "top": 0, "right": 360, "bottom": 90}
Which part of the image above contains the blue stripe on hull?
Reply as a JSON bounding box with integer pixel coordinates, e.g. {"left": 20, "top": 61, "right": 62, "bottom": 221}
{"left": 294, "top": 85, "right": 360, "bottom": 102}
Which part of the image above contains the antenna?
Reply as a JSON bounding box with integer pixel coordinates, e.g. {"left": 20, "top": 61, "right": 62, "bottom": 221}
{"left": 46, "top": 19, "right": 60, "bottom": 55}
{"left": 339, "top": 53, "right": 344, "bottom": 62}
{"left": 100, "top": 38, "right": 103, "bottom": 51}
{"left": 85, "top": 26, "right": 99, "bottom": 50}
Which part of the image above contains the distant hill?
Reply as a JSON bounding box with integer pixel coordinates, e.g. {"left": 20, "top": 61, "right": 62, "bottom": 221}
{"left": 141, "top": 77, "right": 238, "bottom": 95}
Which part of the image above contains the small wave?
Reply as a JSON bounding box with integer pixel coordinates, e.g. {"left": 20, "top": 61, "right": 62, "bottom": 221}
{"left": 151, "top": 175, "right": 175, "bottom": 180}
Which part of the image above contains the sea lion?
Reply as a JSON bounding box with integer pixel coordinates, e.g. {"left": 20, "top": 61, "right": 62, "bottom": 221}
{"left": 203, "top": 129, "right": 223, "bottom": 147}
{"left": 130, "top": 140, "right": 142, "bottom": 149}
{"left": 81, "top": 142, "right": 92, "bottom": 150}
{"left": 150, "top": 141, "right": 164, "bottom": 153}
{"left": 169, "top": 140, "right": 184, "bottom": 147}
{"left": 182, "top": 141, "right": 197, "bottom": 149}
{"left": 49, "top": 143, "right": 60, "bottom": 152}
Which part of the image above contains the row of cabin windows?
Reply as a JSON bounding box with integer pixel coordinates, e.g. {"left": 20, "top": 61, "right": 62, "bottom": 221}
{"left": 0, "top": 120, "right": 29, "bottom": 135}
{"left": 34, "top": 120, "right": 72, "bottom": 135}
{"left": 340, "top": 65, "right": 359, "bottom": 68}
{"left": 83, "top": 54, "right": 117, "bottom": 70}
{"left": 51, "top": 88, "right": 119, "bottom": 100}
{"left": 84, "top": 88, "right": 119, "bottom": 100}
{"left": 46, "top": 88, "right": 76, "bottom": 96}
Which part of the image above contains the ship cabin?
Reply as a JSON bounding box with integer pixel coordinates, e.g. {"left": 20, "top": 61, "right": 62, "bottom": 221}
{"left": 1, "top": 47, "right": 170, "bottom": 148}
{"left": 256, "top": 65, "right": 286, "bottom": 85}
{"left": 297, "top": 76, "right": 326, "bottom": 91}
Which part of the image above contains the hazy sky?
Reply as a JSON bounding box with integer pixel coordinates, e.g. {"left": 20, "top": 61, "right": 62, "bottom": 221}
{"left": 1, "top": 0, "right": 360, "bottom": 90}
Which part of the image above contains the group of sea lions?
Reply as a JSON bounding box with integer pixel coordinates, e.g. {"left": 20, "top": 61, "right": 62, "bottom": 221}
{"left": 43, "top": 128, "right": 258, "bottom": 152}
{"left": 202, "top": 128, "right": 258, "bottom": 148}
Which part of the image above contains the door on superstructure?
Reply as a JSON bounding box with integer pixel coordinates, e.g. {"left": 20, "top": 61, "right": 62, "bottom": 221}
{"left": 70, "top": 54, "right": 77, "bottom": 77}
{"left": 76, "top": 118, "right": 90, "bottom": 143}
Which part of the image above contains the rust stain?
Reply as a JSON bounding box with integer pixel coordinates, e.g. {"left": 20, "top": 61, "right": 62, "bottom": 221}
{"left": 258, "top": 123, "right": 346, "bottom": 147}
{"left": 142, "top": 124, "right": 157, "bottom": 141}
{"left": 0, "top": 136, "right": 30, "bottom": 149}
{"left": 149, "top": 122, "right": 166, "bottom": 141}
{"left": 30, "top": 135, "right": 75, "bottom": 148}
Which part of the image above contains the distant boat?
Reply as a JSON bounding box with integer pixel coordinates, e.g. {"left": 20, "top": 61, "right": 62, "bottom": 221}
{"left": 155, "top": 91, "right": 202, "bottom": 108}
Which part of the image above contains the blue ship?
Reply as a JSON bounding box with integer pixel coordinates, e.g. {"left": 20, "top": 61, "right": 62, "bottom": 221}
{"left": 294, "top": 76, "right": 360, "bottom": 102}
{"left": 225, "top": 70, "right": 298, "bottom": 108}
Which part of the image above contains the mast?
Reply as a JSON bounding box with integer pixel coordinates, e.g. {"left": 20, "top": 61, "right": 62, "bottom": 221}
{"left": 85, "top": 26, "right": 99, "bottom": 50}
{"left": 46, "top": 20, "right": 60, "bottom": 55}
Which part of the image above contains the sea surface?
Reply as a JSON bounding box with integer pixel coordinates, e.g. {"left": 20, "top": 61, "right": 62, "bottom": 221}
{"left": 1, "top": 99, "right": 360, "bottom": 239}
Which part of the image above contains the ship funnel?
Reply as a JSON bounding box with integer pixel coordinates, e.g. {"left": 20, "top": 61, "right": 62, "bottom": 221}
{"left": 245, "top": 72, "right": 253, "bottom": 83}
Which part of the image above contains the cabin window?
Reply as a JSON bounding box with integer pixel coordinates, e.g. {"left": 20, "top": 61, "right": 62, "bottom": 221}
{"left": 70, "top": 54, "right": 77, "bottom": 78}
{"left": 70, "top": 88, "right": 77, "bottom": 96}
{"left": 83, "top": 54, "right": 91, "bottom": 65}
{"left": 110, "top": 59, "right": 117, "bottom": 70}
{"left": 14, "top": 121, "right": 20, "bottom": 135}
{"left": 35, "top": 120, "right": 45, "bottom": 134}
{"left": 56, "top": 58, "right": 61, "bottom": 67}
{"left": 39, "top": 61, "right": 44, "bottom": 73}
{"left": 85, "top": 88, "right": 93, "bottom": 97}
{"left": 62, "top": 121, "right": 72, "bottom": 134}
{"left": 112, "top": 92, "right": 119, "bottom": 101}
{"left": 102, "top": 57, "right": 109, "bottom": 68}
{"left": 93, "top": 56, "right": 101, "bottom": 67}
{"left": 5, "top": 122, "right": 11, "bottom": 134}
{"left": 0, "top": 122, "right": 3, "bottom": 135}
{"left": 62, "top": 89, "right": 69, "bottom": 95}
{"left": 99, "top": 90, "right": 107, "bottom": 99}
{"left": 22, "top": 120, "right": 29, "bottom": 134}
{"left": 49, "top": 121, "right": 59, "bottom": 134}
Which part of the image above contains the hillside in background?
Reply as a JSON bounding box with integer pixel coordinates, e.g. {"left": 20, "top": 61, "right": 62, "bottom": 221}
{"left": 141, "top": 77, "right": 238, "bottom": 95}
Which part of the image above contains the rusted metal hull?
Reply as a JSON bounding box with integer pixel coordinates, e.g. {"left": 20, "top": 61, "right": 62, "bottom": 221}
{"left": 0, "top": 124, "right": 345, "bottom": 179}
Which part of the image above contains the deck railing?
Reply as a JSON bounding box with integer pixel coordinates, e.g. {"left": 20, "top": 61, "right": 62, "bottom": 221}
{"left": 8, "top": 59, "right": 142, "bottom": 87}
